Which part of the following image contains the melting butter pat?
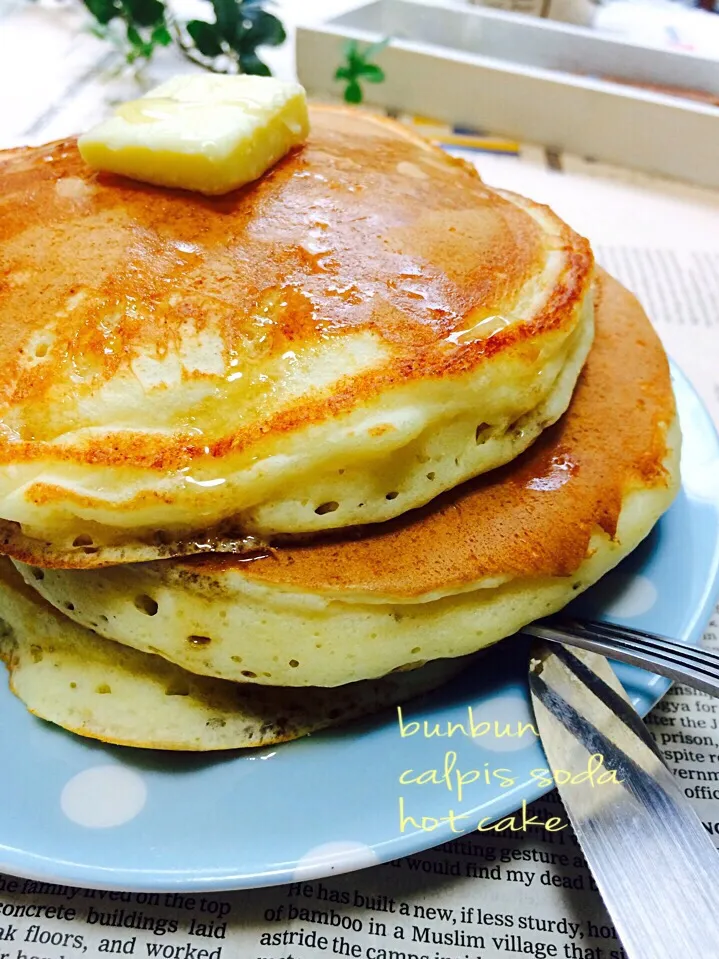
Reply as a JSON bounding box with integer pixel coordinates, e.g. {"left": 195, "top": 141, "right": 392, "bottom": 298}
{"left": 78, "top": 74, "right": 310, "bottom": 196}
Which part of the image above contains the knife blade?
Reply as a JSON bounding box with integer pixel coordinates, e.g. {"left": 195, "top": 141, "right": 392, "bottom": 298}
{"left": 528, "top": 642, "right": 719, "bottom": 959}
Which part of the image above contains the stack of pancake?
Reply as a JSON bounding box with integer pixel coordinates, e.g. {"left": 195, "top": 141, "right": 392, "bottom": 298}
{"left": 0, "top": 106, "right": 680, "bottom": 750}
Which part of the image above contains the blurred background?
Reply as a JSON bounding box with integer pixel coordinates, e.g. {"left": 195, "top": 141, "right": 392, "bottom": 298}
{"left": 0, "top": 0, "right": 717, "bottom": 185}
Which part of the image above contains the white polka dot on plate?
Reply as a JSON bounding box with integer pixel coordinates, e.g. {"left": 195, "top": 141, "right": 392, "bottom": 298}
{"left": 293, "top": 841, "right": 379, "bottom": 881}
{"left": 61, "top": 765, "right": 147, "bottom": 828}
{"left": 601, "top": 573, "right": 658, "bottom": 619}
{"left": 469, "top": 694, "right": 540, "bottom": 752}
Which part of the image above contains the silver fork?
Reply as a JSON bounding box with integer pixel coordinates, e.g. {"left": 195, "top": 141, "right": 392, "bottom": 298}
{"left": 522, "top": 617, "right": 719, "bottom": 698}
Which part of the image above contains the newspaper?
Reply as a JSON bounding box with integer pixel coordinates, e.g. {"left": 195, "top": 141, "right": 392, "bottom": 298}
{"left": 1, "top": 643, "right": 719, "bottom": 959}
{"left": 1, "top": 6, "right": 719, "bottom": 957}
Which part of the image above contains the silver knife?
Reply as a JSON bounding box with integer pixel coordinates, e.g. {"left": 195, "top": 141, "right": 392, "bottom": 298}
{"left": 528, "top": 642, "right": 719, "bottom": 959}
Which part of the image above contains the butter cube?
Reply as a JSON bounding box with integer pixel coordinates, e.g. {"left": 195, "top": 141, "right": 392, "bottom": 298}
{"left": 78, "top": 74, "right": 310, "bottom": 196}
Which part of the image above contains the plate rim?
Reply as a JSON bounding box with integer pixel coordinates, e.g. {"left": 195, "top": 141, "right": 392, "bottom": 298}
{"left": 1, "top": 359, "right": 718, "bottom": 893}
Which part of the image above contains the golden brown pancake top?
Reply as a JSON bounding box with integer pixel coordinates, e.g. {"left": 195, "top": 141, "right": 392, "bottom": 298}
{"left": 0, "top": 106, "right": 590, "bottom": 469}
{"left": 185, "top": 272, "right": 677, "bottom": 596}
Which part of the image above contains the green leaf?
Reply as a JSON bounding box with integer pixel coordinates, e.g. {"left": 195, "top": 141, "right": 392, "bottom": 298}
{"left": 124, "top": 23, "right": 152, "bottom": 60}
{"left": 210, "top": 0, "right": 239, "bottom": 41}
{"left": 343, "top": 39, "right": 365, "bottom": 69}
{"left": 334, "top": 35, "right": 389, "bottom": 99}
{"left": 151, "top": 22, "right": 172, "bottom": 45}
{"left": 239, "top": 50, "right": 271, "bottom": 75}
{"left": 344, "top": 80, "right": 363, "bottom": 103}
{"left": 236, "top": 7, "right": 285, "bottom": 47}
{"left": 123, "top": 0, "right": 165, "bottom": 28}
{"left": 359, "top": 62, "right": 384, "bottom": 82}
{"left": 84, "top": 0, "right": 119, "bottom": 26}
{"left": 186, "top": 19, "right": 224, "bottom": 56}
{"left": 259, "top": 10, "right": 286, "bottom": 45}
{"left": 125, "top": 23, "right": 143, "bottom": 46}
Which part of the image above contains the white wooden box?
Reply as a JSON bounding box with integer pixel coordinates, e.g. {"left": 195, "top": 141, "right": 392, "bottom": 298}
{"left": 295, "top": 0, "right": 719, "bottom": 189}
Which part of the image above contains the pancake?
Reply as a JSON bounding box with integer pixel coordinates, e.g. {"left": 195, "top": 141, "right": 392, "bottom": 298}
{"left": 0, "top": 105, "right": 593, "bottom": 567}
{"left": 17, "top": 272, "right": 680, "bottom": 688}
{"left": 0, "top": 558, "right": 469, "bottom": 750}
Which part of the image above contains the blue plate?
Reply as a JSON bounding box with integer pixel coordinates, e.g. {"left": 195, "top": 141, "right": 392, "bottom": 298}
{"left": 1, "top": 363, "right": 718, "bottom": 892}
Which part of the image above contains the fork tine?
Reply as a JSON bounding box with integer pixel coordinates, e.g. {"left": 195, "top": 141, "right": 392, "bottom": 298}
{"left": 555, "top": 617, "right": 719, "bottom": 670}
{"left": 553, "top": 616, "right": 676, "bottom": 645}
{"left": 533, "top": 630, "right": 719, "bottom": 697}
{"left": 522, "top": 619, "right": 719, "bottom": 699}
